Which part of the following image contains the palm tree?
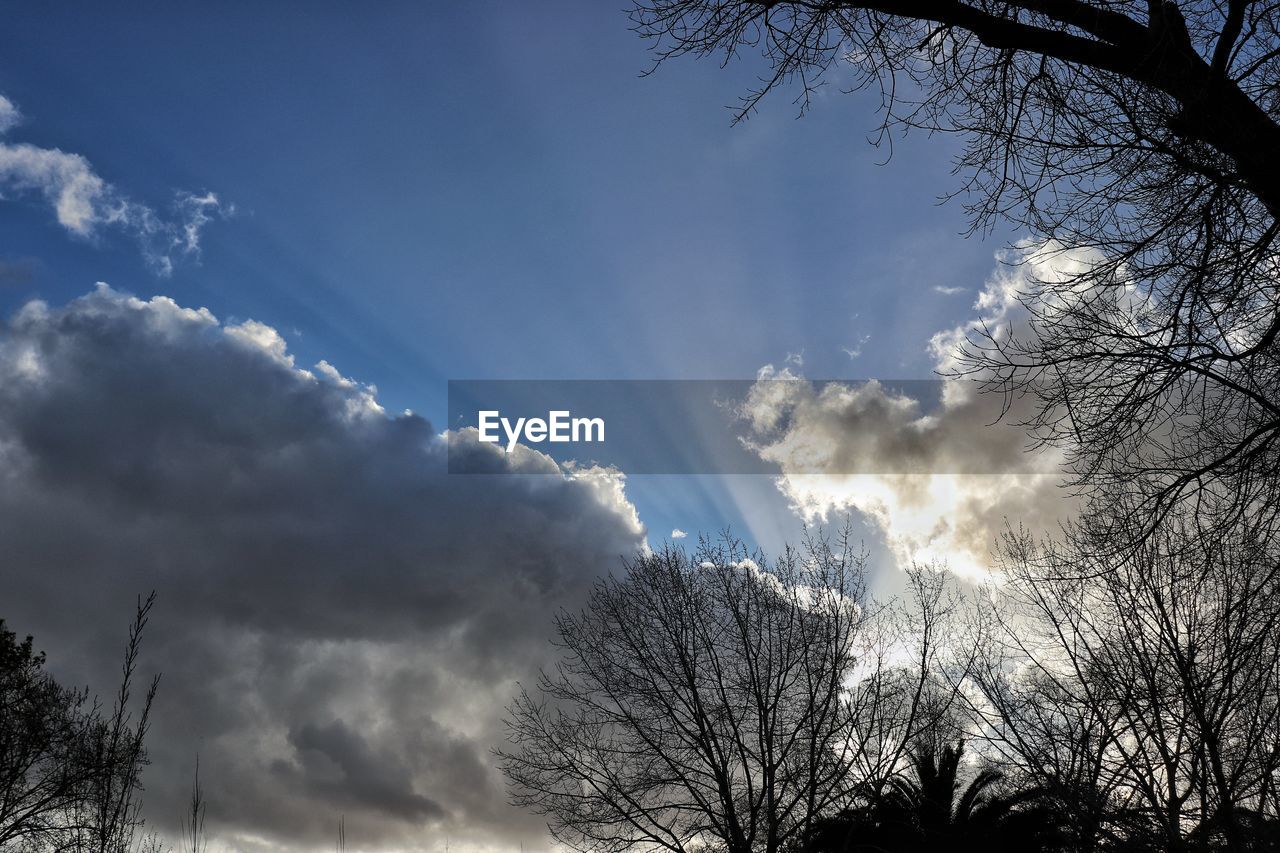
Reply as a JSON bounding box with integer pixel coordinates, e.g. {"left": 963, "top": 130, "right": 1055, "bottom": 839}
{"left": 804, "top": 740, "right": 1066, "bottom": 853}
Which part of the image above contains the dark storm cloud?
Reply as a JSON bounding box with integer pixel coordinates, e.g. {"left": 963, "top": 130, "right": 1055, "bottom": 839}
{"left": 286, "top": 720, "right": 447, "bottom": 820}
{"left": 0, "top": 286, "right": 647, "bottom": 852}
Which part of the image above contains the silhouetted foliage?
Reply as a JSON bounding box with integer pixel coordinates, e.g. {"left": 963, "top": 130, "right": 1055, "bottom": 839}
{"left": 969, "top": 505, "right": 1280, "bottom": 853}
{"left": 502, "top": 511, "right": 1280, "bottom": 853}
{"left": 1189, "top": 809, "right": 1280, "bottom": 853}
{"left": 178, "top": 757, "right": 206, "bottom": 853}
{"left": 502, "top": 526, "right": 1013, "bottom": 853}
{"left": 500, "top": 532, "right": 950, "bottom": 853}
{"left": 0, "top": 594, "right": 159, "bottom": 853}
{"left": 803, "top": 740, "right": 1067, "bottom": 853}
{"left": 0, "top": 620, "right": 97, "bottom": 849}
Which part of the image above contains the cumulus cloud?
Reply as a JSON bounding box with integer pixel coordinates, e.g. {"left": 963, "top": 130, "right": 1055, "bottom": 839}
{"left": 0, "top": 286, "right": 647, "bottom": 851}
{"left": 671, "top": 528, "right": 688, "bottom": 539}
{"left": 740, "top": 244, "right": 1095, "bottom": 579}
{"left": 0, "top": 94, "right": 227, "bottom": 274}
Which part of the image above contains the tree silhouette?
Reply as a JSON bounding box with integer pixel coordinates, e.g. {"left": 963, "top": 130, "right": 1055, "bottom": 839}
{"left": 499, "top": 533, "right": 938, "bottom": 853}
{"left": 0, "top": 620, "right": 97, "bottom": 849}
{"left": 804, "top": 741, "right": 1065, "bottom": 853}
{"left": 1188, "top": 808, "right": 1280, "bottom": 853}
{"left": 0, "top": 594, "right": 159, "bottom": 853}
{"left": 969, "top": 504, "right": 1280, "bottom": 853}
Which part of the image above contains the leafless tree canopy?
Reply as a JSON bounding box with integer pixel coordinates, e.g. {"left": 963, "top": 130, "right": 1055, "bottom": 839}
{"left": 631, "top": 0, "right": 1280, "bottom": 533}
{"left": 499, "top": 535, "right": 953, "bottom": 853}
{"left": 501, "top": 517, "right": 1280, "bottom": 853}
{"left": 968, "top": 505, "right": 1280, "bottom": 851}
{"left": 0, "top": 594, "right": 159, "bottom": 853}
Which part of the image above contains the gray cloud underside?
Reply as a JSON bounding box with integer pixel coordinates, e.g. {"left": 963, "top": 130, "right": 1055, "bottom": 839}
{"left": 0, "top": 286, "right": 647, "bottom": 852}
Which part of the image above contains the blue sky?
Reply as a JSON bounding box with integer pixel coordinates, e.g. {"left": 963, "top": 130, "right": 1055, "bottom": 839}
{"left": 0, "top": 1, "right": 1013, "bottom": 553}
{"left": 0, "top": 4, "right": 1055, "bottom": 848}
{"left": 0, "top": 0, "right": 1013, "bottom": 545}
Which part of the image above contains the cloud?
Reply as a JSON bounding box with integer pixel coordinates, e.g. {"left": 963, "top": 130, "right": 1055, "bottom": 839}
{"left": 0, "top": 286, "right": 647, "bottom": 851}
{"left": 0, "top": 94, "right": 227, "bottom": 275}
{"left": 741, "top": 244, "right": 1094, "bottom": 579}
{"left": 0, "top": 95, "right": 21, "bottom": 134}
{"left": 842, "top": 333, "right": 871, "bottom": 360}
{"left": 671, "top": 528, "right": 688, "bottom": 539}
{"left": 932, "top": 285, "right": 967, "bottom": 295}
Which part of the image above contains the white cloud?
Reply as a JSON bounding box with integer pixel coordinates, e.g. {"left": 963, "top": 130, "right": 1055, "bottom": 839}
{"left": 174, "top": 190, "right": 223, "bottom": 253}
{"left": 842, "top": 333, "right": 871, "bottom": 360}
{"left": 933, "top": 285, "right": 967, "bottom": 295}
{"left": 0, "top": 95, "right": 22, "bottom": 134}
{"left": 0, "top": 143, "right": 113, "bottom": 236}
{"left": 225, "top": 318, "right": 298, "bottom": 369}
{"left": 671, "top": 528, "right": 688, "bottom": 539}
{"left": 741, "top": 244, "right": 1095, "bottom": 580}
{"left": 0, "top": 93, "right": 227, "bottom": 275}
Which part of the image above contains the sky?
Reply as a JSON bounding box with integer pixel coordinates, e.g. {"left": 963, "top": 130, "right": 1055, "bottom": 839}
{"left": 0, "top": 3, "right": 1062, "bottom": 851}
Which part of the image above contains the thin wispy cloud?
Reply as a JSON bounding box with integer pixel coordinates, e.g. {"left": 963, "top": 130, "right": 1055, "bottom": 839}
{"left": 842, "top": 334, "right": 871, "bottom": 360}
{"left": 0, "top": 94, "right": 228, "bottom": 275}
{"left": 933, "top": 284, "right": 967, "bottom": 295}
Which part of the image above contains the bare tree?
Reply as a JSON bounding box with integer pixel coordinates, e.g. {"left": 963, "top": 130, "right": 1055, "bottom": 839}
{"left": 179, "top": 756, "right": 207, "bottom": 853}
{"left": 966, "top": 504, "right": 1280, "bottom": 852}
{"left": 73, "top": 592, "right": 160, "bottom": 853}
{"left": 0, "top": 593, "right": 160, "bottom": 853}
{"left": 499, "top": 532, "right": 916, "bottom": 853}
{"left": 630, "top": 0, "right": 1280, "bottom": 534}
{"left": 0, "top": 620, "right": 97, "bottom": 850}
